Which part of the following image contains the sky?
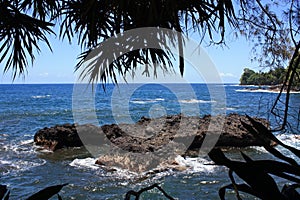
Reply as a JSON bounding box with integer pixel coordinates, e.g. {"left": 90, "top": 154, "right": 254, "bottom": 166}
{"left": 0, "top": 28, "right": 259, "bottom": 84}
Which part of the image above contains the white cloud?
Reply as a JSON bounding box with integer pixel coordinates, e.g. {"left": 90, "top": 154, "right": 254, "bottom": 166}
{"left": 219, "top": 72, "right": 236, "bottom": 78}
{"left": 39, "top": 72, "right": 49, "bottom": 77}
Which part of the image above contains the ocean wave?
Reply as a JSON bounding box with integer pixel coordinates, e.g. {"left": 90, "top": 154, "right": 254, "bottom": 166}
{"left": 69, "top": 156, "right": 217, "bottom": 178}
{"left": 130, "top": 98, "right": 164, "bottom": 104}
{"left": 70, "top": 158, "right": 99, "bottom": 170}
{"left": 236, "top": 89, "right": 300, "bottom": 94}
{"left": 0, "top": 158, "right": 46, "bottom": 175}
{"left": 225, "top": 84, "right": 241, "bottom": 87}
{"left": 69, "top": 158, "right": 138, "bottom": 180}
{"left": 32, "top": 95, "right": 51, "bottom": 99}
{"left": 20, "top": 139, "right": 34, "bottom": 145}
{"left": 179, "top": 99, "right": 216, "bottom": 104}
{"left": 277, "top": 134, "right": 300, "bottom": 148}
{"left": 175, "top": 156, "right": 216, "bottom": 173}
{"left": 250, "top": 134, "right": 300, "bottom": 154}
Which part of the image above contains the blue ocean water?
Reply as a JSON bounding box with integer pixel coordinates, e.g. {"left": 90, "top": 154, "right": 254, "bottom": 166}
{"left": 0, "top": 83, "right": 299, "bottom": 199}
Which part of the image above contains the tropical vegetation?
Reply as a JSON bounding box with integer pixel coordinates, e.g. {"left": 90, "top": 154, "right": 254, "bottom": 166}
{"left": 240, "top": 55, "right": 300, "bottom": 90}
{"left": 240, "top": 66, "right": 300, "bottom": 90}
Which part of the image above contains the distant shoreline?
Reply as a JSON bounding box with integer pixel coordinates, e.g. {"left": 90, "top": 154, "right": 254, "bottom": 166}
{"left": 238, "top": 84, "right": 300, "bottom": 93}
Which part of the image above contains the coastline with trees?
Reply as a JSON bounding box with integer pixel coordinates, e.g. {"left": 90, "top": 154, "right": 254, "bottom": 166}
{"left": 240, "top": 60, "right": 300, "bottom": 92}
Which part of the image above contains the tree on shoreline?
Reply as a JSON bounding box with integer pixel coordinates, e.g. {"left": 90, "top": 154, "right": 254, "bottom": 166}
{"left": 239, "top": 66, "right": 298, "bottom": 87}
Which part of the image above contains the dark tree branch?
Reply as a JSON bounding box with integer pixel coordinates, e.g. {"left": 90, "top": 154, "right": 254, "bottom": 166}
{"left": 124, "top": 183, "right": 175, "bottom": 200}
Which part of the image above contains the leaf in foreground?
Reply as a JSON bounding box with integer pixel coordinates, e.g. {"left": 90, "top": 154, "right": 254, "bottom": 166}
{"left": 26, "top": 183, "right": 68, "bottom": 200}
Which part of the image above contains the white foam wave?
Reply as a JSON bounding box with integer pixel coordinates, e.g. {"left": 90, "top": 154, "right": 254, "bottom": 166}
{"left": 32, "top": 95, "right": 51, "bottom": 99}
{"left": 179, "top": 99, "right": 216, "bottom": 104}
{"left": 70, "top": 158, "right": 99, "bottom": 170}
{"left": 175, "top": 155, "right": 216, "bottom": 173}
{"left": 277, "top": 134, "right": 300, "bottom": 148}
{"left": 20, "top": 139, "right": 34, "bottom": 145}
{"left": 69, "top": 158, "right": 138, "bottom": 179}
{"left": 130, "top": 98, "right": 164, "bottom": 104}
{"left": 0, "top": 159, "right": 46, "bottom": 174}
{"left": 250, "top": 134, "right": 300, "bottom": 154}
{"left": 0, "top": 160, "right": 12, "bottom": 165}
{"left": 225, "top": 107, "right": 236, "bottom": 111}
{"left": 155, "top": 98, "right": 164, "bottom": 101}
{"left": 236, "top": 89, "right": 300, "bottom": 94}
{"left": 218, "top": 107, "right": 236, "bottom": 111}
{"left": 130, "top": 100, "right": 150, "bottom": 104}
{"left": 225, "top": 84, "right": 241, "bottom": 87}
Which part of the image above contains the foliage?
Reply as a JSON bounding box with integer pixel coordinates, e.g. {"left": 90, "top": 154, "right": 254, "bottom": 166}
{"left": 208, "top": 116, "right": 300, "bottom": 200}
{"left": 0, "top": 1, "right": 299, "bottom": 84}
{"left": 240, "top": 67, "right": 288, "bottom": 86}
{"left": 124, "top": 183, "right": 175, "bottom": 200}
{"left": 0, "top": 183, "right": 67, "bottom": 200}
{"left": 0, "top": 0, "right": 237, "bottom": 82}
{"left": 239, "top": 68, "right": 255, "bottom": 85}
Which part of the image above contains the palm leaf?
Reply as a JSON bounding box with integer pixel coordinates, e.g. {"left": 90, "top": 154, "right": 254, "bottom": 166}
{"left": 26, "top": 183, "right": 68, "bottom": 200}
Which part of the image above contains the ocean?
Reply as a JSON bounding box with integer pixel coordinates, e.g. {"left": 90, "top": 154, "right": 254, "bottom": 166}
{"left": 0, "top": 83, "right": 299, "bottom": 199}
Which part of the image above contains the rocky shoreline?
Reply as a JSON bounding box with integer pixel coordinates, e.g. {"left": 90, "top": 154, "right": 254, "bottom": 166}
{"left": 34, "top": 113, "right": 275, "bottom": 165}
{"left": 34, "top": 113, "right": 273, "bottom": 152}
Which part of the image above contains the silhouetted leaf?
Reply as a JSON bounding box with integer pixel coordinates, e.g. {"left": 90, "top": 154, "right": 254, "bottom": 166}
{"left": 26, "top": 183, "right": 68, "bottom": 200}
{"left": 219, "top": 183, "right": 261, "bottom": 200}
{"left": 3, "top": 191, "right": 9, "bottom": 200}
{"left": 244, "top": 115, "right": 300, "bottom": 161}
{"left": 281, "top": 184, "right": 300, "bottom": 199}
{"left": 0, "top": 185, "right": 8, "bottom": 199}
{"left": 209, "top": 148, "right": 285, "bottom": 200}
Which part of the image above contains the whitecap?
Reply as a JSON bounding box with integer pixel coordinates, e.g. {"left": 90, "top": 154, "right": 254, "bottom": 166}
{"left": 250, "top": 134, "right": 300, "bottom": 157}
{"left": 130, "top": 99, "right": 158, "bottom": 104}
{"left": 174, "top": 155, "right": 216, "bottom": 173}
{"left": 0, "top": 160, "right": 12, "bottom": 165}
{"left": 20, "top": 139, "right": 34, "bottom": 145}
{"left": 277, "top": 134, "right": 300, "bottom": 148}
{"left": 69, "top": 158, "right": 99, "bottom": 170}
{"left": 236, "top": 89, "right": 300, "bottom": 94}
{"left": 130, "top": 100, "right": 148, "bottom": 104}
{"left": 69, "top": 158, "right": 139, "bottom": 179}
{"left": 179, "top": 99, "right": 216, "bottom": 104}
{"left": 225, "top": 84, "right": 241, "bottom": 87}
{"left": 32, "top": 95, "right": 51, "bottom": 99}
{"left": 225, "top": 107, "right": 236, "bottom": 111}
{"left": 0, "top": 159, "right": 46, "bottom": 174}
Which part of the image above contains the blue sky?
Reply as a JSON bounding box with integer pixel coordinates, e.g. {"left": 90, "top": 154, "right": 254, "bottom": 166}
{"left": 0, "top": 29, "right": 259, "bottom": 84}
